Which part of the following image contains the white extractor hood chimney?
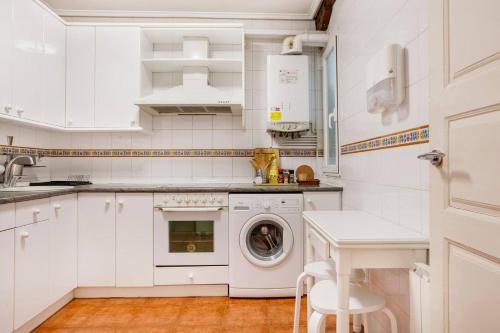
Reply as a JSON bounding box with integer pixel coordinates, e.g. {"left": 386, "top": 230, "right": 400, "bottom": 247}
{"left": 136, "top": 37, "right": 242, "bottom": 115}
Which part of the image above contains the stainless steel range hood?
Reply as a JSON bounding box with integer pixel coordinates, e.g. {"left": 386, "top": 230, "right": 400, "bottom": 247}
{"left": 136, "top": 37, "right": 243, "bottom": 115}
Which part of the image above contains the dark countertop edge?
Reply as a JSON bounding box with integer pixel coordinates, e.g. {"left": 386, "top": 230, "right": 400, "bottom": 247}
{"left": 0, "top": 184, "right": 343, "bottom": 205}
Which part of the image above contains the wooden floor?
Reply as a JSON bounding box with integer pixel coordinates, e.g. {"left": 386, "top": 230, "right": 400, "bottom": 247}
{"left": 34, "top": 296, "right": 343, "bottom": 333}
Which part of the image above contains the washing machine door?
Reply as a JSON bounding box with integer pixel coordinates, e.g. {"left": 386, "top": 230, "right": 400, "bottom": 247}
{"left": 239, "top": 213, "right": 294, "bottom": 268}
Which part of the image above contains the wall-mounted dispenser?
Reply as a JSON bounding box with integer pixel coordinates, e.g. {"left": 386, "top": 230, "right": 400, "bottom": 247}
{"left": 366, "top": 44, "right": 405, "bottom": 113}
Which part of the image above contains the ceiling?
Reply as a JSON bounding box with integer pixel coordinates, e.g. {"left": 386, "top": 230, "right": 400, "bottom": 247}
{"left": 43, "top": 0, "right": 322, "bottom": 20}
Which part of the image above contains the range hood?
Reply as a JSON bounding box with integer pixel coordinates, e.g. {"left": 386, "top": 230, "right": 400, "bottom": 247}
{"left": 136, "top": 37, "right": 243, "bottom": 115}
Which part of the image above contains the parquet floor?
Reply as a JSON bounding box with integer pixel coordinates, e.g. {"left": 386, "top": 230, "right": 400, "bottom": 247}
{"left": 33, "top": 296, "right": 351, "bottom": 332}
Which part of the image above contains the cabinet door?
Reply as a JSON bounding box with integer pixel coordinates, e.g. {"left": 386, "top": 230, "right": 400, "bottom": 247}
{"left": 14, "top": 220, "right": 50, "bottom": 329}
{"left": 12, "top": 0, "right": 44, "bottom": 122}
{"left": 77, "top": 193, "right": 115, "bottom": 286}
{"left": 116, "top": 193, "right": 153, "bottom": 287}
{"left": 303, "top": 192, "right": 342, "bottom": 211}
{"left": 66, "top": 26, "right": 95, "bottom": 128}
{"left": 0, "top": 230, "right": 14, "bottom": 333}
{"left": 95, "top": 27, "right": 140, "bottom": 128}
{"left": 0, "top": 0, "right": 13, "bottom": 116}
{"left": 49, "top": 194, "right": 77, "bottom": 303}
{"left": 42, "top": 11, "right": 66, "bottom": 127}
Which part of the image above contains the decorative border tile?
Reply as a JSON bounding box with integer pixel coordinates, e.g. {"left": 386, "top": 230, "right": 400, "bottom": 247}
{"left": 0, "top": 146, "right": 320, "bottom": 158}
{"left": 340, "top": 125, "right": 429, "bottom": 155}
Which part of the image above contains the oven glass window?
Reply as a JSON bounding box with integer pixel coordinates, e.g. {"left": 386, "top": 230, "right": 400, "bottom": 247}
{"left": 169, "top": 220, "right": 214, "bottom": 253}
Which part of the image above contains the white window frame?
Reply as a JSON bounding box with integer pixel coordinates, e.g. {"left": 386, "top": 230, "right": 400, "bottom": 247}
{"left": 322, "top": 36, "right": 340, "bottom": 175}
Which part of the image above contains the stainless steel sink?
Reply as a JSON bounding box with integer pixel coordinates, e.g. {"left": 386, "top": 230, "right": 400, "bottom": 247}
{"left": 0, "top": 186, "right": 74, "bottom": 192}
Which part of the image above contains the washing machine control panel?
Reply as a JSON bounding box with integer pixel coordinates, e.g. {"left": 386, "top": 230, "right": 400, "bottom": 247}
{"left": 253, "top": 198, "right": 301, "bottom": 213}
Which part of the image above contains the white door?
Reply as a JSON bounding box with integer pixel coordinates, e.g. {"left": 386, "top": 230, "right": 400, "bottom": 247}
{"left": 94, "top": 27, "right": 140, "bottom": 128}
{"left": 0, "top": 229, "right": 14, "bottom": 333}
{"left": 49, "top": 194, "right": 77, "bottom": 303}
{"left": 429, "top": 1, "right": 500, "bottom": 332}
{"left": 154, "top": 208, "right": 229, "bottom": 266}
{"left": 322, "top": 36, "right": 339, "bottom": 174}
{"left": 66, "top": 26, "right": 95, "bottom": 128}
{"left": 42, "top": 11, "right": 66, "bottom": 127}
{"left": 12, "top": 0, "right": 44, "bottom": 122}
{"left": 116, "top": 193, "right": 153, "bottom": 287}
{"left": 0, "top": 0, "right": 13, "bottom": 116}
{"left": 78, "top": 193, "right": 116, "bottom": 287}
{"left": 14, "top": 220, "right": 50, "bottom": 329}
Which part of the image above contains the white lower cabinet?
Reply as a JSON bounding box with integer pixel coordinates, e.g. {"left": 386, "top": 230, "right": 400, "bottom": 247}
{"left": 49, "top": 194, "right": 77, "bottom": 303}
{"left": 303, "top": 192, "right": 342, "bottom": 211}
{"left": 0, "top": 229, "right": 15, "bottom": 333}
{"left": 14, "top": 219, "right": 50, "bottom": 330}
{"left": 77, "top": 193, "right": 116, "bottom": 287}
{"left": 116, "top": 193, "right": 153, "bottom": 287}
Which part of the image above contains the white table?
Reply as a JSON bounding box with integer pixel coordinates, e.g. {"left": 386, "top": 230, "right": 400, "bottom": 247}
{"left": 303, "top": 211, "right": 429, "bottom": 333}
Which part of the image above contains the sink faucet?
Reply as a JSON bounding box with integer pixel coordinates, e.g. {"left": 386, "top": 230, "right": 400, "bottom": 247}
{"left": 2, "top": 155, "right": 36, "bottom": 188}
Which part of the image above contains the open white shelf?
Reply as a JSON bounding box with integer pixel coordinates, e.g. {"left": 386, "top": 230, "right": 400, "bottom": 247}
{"left": 142, "top": 58, "right": 243, "bottom": 73}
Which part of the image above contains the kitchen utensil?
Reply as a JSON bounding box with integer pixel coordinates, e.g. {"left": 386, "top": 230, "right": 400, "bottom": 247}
{"left": 296, "top": 165, "right": 314, "bottom": 182}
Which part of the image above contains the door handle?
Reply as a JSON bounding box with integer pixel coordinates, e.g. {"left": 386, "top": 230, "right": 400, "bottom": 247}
{"left": 158, "top": 207, "right": 223, "bottom": 212}
{"left": 418, "top": 149, "right": 445, "bottom": 166}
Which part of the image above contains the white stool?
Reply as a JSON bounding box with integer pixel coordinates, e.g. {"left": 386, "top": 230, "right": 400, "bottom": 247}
{"left": 293, "top": 261, "right": 366, "bottom": 333}
{"left": 308, "top": 280, "right": 398, "bottom": 333}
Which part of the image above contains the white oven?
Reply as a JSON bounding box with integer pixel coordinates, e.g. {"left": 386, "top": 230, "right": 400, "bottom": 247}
{"left": 154, "top": 193, "right": 229, "bottom": 267}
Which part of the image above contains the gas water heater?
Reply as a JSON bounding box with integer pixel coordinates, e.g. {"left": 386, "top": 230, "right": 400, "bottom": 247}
{"left": 267, "top": 55, "right": 310, "bottom": 133}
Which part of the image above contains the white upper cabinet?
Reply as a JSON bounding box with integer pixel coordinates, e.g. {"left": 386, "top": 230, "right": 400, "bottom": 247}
{"left": 12, "top": 0, "right": 44, "bottom": 122}
{"left": 0, "top": 0, "right": 13, "bottom": 117}
{"left": 0, "top": 229, "right": 15, "bottom": 333}
{"left": 42, "top": 11, "right": 66, "bottom": 127}
{"left": 95, "top": 27, "right": 141, "bottom": 128}
{"left": 66, "top": 26, "right": 95, "bottom": 128}
{"left": 49, "top": 194, "right": 77, "bottom": 304}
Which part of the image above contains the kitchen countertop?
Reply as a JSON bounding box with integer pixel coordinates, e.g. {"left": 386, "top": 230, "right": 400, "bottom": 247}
{"left": 0, "top": 183, "right": 342, "bottom": 205}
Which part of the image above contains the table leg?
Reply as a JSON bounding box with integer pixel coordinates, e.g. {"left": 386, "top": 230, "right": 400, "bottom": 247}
{"left": 336, "top": 252, "right": 351, "bottom": 333}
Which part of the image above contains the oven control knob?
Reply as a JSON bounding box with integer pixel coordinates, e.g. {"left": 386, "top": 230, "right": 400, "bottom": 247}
{"left": 201, "top": 198, "right": 207, "bottom": 204}
{"left": 176, "top": 198, "right": 182, "bottom": 204}
{"left": 217, "top": 198, "right": 223, "bottom": 204}
{"left": 193, "top": 198, "right": 199, "bottom": 204}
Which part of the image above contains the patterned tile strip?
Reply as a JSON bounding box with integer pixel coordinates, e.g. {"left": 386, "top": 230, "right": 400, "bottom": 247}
{"left": 340, "top": 125, "right": 429, "bottom": 155}
{"left": 0, "top": 147, "right": 320, "bottom": 158}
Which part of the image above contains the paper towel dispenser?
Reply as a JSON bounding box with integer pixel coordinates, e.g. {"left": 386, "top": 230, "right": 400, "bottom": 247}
{"left": 366, "top": 44, "right": 405, "bottom": 113}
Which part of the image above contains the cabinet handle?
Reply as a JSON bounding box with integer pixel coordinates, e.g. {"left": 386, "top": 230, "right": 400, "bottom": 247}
{"left": 4, "top": 105, "right": 12, "bottom": 113}
{"left": 105, "top": 200, "right": 111, "bottom": 205}
{"left": 118, "top": 200, "right": 124, "bottom": 206}
{"left": 53, "top": 204, "right": 61, "bottom": 210}
{"left": 20, "top": 231, "right": 30, "bottom": 239}
{"left": 188, "top": 273, "right": 194, "bottom": 280}
{"left": 306, "top": 199, "right": 312, "bottom": 203}
{"left": 33, "top": 208, "right": 41, "bottom": 215}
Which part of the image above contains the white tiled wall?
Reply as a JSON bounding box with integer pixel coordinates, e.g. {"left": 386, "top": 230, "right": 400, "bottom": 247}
{"left": 330, "top": 0, "right": 429, "bottom": 332}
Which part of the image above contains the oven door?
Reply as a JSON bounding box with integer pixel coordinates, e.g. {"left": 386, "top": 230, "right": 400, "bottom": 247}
{"left": 154, "top": 207, "right": 228, "bottom": 266}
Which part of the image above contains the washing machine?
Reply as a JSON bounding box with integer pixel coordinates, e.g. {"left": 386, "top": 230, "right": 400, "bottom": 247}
{"left": 229, "top": 193, "right": 303, "bottom": 297}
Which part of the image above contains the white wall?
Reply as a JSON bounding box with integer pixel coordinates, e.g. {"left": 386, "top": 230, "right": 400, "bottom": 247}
{"left": 330, "top": 0, "right": 429, "bottom": 332}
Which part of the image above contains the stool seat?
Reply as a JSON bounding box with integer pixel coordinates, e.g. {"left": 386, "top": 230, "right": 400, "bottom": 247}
{"left": 310, "top": 280, "right": 386, "bottom": 315}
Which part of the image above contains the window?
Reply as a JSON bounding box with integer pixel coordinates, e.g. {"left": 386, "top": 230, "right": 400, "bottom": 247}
{"left": 322, "top": 36, "right": 339, "bottom": 174}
